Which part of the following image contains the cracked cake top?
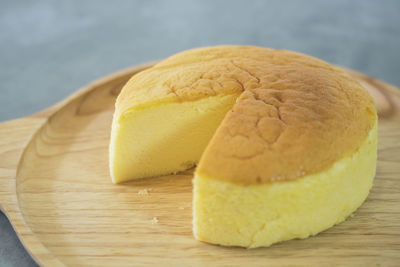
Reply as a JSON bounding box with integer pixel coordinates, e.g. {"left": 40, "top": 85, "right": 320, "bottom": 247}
{"left": 115, "top": 46, "right": 376, "bottom": 184}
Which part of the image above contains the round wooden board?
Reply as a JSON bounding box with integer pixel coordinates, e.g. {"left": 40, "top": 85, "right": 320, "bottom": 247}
{"left": 0, "top": 64, "right": 399, "bottom": 266}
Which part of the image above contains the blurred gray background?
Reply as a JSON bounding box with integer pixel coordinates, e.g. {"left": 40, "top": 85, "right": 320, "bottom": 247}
{"left": 0, "top": 0, "right": 399, "bottom": 266}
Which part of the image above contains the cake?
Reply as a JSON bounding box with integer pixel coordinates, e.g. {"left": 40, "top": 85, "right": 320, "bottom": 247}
{"left": 109, "top": 46, "right": 377, "bottom": 248}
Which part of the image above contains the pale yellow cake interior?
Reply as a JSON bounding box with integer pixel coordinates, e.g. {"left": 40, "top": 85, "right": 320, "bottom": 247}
{"left": 110, "top": 94, "right": 239, "bottom": 183}
{"left": 193, "top": 120, "right": 377, "bottom": 248}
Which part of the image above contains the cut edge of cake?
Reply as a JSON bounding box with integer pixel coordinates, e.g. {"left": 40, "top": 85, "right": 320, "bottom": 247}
{"left": 109, "top": 93, "right": 240, "bottom": 183}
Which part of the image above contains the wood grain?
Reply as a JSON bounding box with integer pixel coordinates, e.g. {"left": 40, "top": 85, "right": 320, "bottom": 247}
{"left": 0, "top": 64, "right": 399, "bottom": 266}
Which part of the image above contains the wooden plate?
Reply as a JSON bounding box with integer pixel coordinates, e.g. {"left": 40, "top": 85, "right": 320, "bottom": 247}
{"left": 0, "top": 64, "right": 399, "bottom": 266}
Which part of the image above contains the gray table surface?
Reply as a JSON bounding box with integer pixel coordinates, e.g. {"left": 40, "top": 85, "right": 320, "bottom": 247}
{"left": 1, "top": 0, "right": 399, "bottom": 266}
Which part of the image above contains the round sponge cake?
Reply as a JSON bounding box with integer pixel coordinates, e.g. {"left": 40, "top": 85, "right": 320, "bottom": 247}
{"left": 110, "top": 46, "right": 377, "bottom": 248}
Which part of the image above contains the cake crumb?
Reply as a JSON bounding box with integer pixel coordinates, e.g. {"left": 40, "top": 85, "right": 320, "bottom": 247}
{"left": 151, "top": 217, "right": 159, "bottom": 224}
{"left": 138, "top": 189, "right": 149, "bottom": 195}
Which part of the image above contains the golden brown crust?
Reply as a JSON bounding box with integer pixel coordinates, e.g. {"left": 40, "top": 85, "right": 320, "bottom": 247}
{"left": 116, "top": 46, "right": 377, "bottom": 184}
